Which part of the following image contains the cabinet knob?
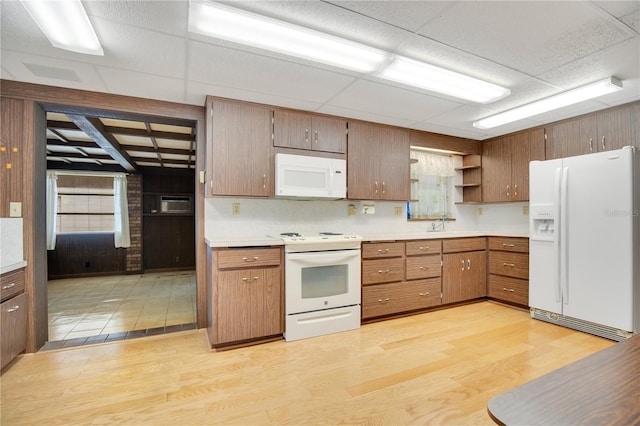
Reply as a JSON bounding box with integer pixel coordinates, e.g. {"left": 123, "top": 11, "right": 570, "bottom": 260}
{"left": 506, "top": 184, "right": 510, "bottom": 197}
{"left": 467, "top": 258, "right": 471, "bottom": 270}
{"left": 314, "top": 130, "right": 318, "bottom": 144}
{"left": 461, "top": 259, "right": 465, "bottom": 271}
{"left": 305, "top": 129, "right": 309, "bottom": 143}
{"left": 589, "top": 137, "right": 593, "bottom": 152}
{"left": 375, "top": 181, "right": 379, "bottom": 194}
{"left": 514, "top": 184, "right": 518, "bottom": 196}
{"left": 602, "top": 136, "right": 606, "bottom": 150}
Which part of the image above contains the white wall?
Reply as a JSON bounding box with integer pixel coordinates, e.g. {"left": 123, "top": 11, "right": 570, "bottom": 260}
{"left": 204, "top": 197, "right": 495, "bottom": 239}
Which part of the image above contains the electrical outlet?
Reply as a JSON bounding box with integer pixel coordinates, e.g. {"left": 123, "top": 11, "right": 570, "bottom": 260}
{"left": 522, "top": 205, "right": 529, "bottom": 216}
{"left": 394, "top": 206, "right": 402, "bottom": 216}
{"left": 348, "top": 204, "right": 356, "bottom": 216}
{"left": 477, "top": 207, "right": 483, "bottom": 216}
{"left": 9, "top": 202, "right": 22, "bottom": 217}
{"left": 232, "top": 203, "right": 240, "bottom": 215}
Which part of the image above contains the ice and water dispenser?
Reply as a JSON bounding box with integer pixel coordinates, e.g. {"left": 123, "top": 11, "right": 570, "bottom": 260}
{"left": 530, "top": 204, "right": 556, "bottom": 240}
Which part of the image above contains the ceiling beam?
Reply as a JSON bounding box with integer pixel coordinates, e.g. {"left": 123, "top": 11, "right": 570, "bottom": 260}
{"left": 47, "top": 139, "right": 195, "bottom": 157}
{"left": 67, "top": 115, "right": 137, "bottom": 172}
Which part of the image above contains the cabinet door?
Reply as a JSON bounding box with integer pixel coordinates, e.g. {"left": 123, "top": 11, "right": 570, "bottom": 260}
{"left": 1, "top": 293, "right": 27, "bottom": 369}
{"left": 510, "top": 132, "right": 530, "bottom": 201}
{"left": 347, "top": 122, "right": 379, "bottom": 199}
{"left": 273, "top": 110, "right": 312, "bottom": 150}
{"left": 311, "top": 116, "right": 347, "bottom": 153}
{"left": 377, "top": 126, "right": 410, "bottom": 201}
{"left": 482, "top": 136, "right": 511, "bottom": 202}
{"left": 250, "top": 268, "right": 282, "bottom": 337}
{"left": 597, "top": 106, "right": 632, "bottom": 152}
{"left": 209, "top": 100, "right": 273, "bottom": 197}
{"left": 545, "top": 122, "right": 569, "bottom": 160}
{"left": 216, "top": 270, "right": 252, "bottom": 342}
{"left": 442, "top": 251, "right": 486, "bottom": 304}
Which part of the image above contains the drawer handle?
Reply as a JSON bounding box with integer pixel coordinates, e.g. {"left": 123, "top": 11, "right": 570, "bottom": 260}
{"left": 377, "top": 269, "right": 390, "bottom": 274}
{"left": 7, "top": 305, "right": 21, "bottom": 313}
{"left": 419, "top": 292, "right": 430, "bottom": 297}
{"left": 419, "top": 246, "right": 430, "bottom": 251}
{"left": 467, "top": 259, "right": 471, "bottom": 270}
{"left": 377, "top": 298, "right": 390, "bottom": 304}
{"left": 377, "top": 249, "right": 390, "bottom": 253}
{"left": 419, "top": 266, "right": 430, "bottom": 270}
{"left": 502, "top": 243, "right": 515, "bottom": 248}
{"left": 242, "top": 256, "right": 259, "bottom": 262}
{"left": 502, "top": 287, "right": 515, "bottom": 292}
{"left": 503, "top": 263, "right": 515, "bottom": 267}
{"left": 242, "top": 276, "right": 259, "bottom": 281}
{"left": 461, "top": 259, "right": 465, "bottom": 271}
{"left": 2, "top": 282, "right": 16, "bottom": 290}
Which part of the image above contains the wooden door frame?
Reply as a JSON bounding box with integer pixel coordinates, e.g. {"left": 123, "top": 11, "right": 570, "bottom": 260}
{"left": 1, "top": 80, "right": 207, "bottom": 352}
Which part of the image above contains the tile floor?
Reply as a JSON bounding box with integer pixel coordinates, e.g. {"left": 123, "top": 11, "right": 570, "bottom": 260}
{"left": 47, "top": 271, "right": 196, "bottom": 343}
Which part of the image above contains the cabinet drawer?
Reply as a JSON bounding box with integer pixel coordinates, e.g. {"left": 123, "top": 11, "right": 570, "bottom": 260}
{"left": 406, "top": 255, "right": 441, "bottom": 280}
{"left": 406, "top": 240, "right": 442, "bottom": 256}
{"left": 217, "top": 248, "right": 281, "bottom": 269}
{"left": 488, "top": 237, "right": 529, "bottom": 253}
{"left": 362, "top": 242, "right": 404, "bottom": 259}
{"left": 489, "top": 252, "right": 529, "bottom": 280}
{"left": 362, "top": 258, "right": 404, "bottom": 285}
{"left": 488, "top": 275, "right": 529, "bottom": 306}
{"left": 1, "top": 269, "right": 25, "bottom": 302}
{"left": 442, "top": 237, "right": 486, "bottom": 253}
{"left": 362, "top": 279, "right": 441, "bottom": 319}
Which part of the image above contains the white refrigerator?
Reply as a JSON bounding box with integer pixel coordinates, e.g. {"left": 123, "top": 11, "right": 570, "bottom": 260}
{"left": 529, "top": 146, "right": 639, "bottom": 341}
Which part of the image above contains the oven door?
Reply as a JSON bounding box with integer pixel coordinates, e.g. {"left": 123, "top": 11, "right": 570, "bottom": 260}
{"left": 285, "top": 248, "right": 361, "bottom": 315}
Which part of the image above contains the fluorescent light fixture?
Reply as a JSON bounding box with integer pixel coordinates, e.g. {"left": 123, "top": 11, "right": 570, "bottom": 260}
{"left": 21, "top": 0, "right": 103, "bottom": 56}
{"left": 379, "top": 56, "right": 511, "bottom": 104}
{"left": 188, "top": 1, "right": 388, "bottom": 73}
{"left": 473, "top": 77, "right": 623, "bottom": 129}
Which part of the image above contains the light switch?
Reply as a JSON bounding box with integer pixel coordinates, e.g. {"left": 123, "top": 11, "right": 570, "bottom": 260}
{"left": 9, "top": 202, "right": 22, "bottom": 217}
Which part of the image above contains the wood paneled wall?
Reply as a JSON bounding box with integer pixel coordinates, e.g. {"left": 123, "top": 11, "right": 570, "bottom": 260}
{"left": 47, "top": 233, "right": 126, "bottom": 279}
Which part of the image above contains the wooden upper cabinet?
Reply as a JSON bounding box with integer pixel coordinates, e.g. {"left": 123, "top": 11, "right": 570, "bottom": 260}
{"left": 273, "top": 110, "right": 346, "bottom": 154}
{"left": 207, "top": 98, "right": 273, "bottom": 197}
{"left": 348, "top": 122, "right": 409, "bottom": 201}
{"left": 596, "top": 106, "right": 633, "bottom": 152}
{"left": 545, "top": 103, "right": 636, "bottom": 160}
{"left": 510, "top": 132, "right": 530, "bottom": 201}
{"left": 482, "top": 136, "right": 512, "bottom": 202}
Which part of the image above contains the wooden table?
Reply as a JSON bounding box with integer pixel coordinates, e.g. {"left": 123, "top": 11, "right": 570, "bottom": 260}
{"left": 488, "top": 334, "right": 640, "bottom": 425}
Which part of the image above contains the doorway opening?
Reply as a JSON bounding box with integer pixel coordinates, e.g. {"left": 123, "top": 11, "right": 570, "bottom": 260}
{"left": 41, "top": 109, "right": 197, "bottom": 350}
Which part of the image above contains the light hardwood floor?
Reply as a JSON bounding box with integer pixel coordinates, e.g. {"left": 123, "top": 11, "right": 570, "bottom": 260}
{"left": 1, "top": 301, "right": 613, "bottom": 425}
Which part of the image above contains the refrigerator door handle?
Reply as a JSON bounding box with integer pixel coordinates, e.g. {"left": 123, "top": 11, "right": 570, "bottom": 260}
{"left": 553, "top": 167, "right": 562, "bottom": 304}
{"left": 560, "top": 166, "right": 569, "bottom": 305}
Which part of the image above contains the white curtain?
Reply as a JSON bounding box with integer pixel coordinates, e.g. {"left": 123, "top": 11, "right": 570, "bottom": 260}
{"left": 46, "top": 171, "right": 58, "bottom": 250}
{"left": 113, "top": 174, "right": 131, "bottom": 248}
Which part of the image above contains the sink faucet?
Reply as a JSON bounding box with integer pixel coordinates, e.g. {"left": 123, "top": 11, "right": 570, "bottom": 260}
{"left": 429, "top": 216, "right": 447, "bottom": 232}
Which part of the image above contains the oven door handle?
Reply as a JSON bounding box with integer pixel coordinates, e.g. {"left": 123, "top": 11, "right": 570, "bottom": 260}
{"left": 286, "top": 250, "right": 360, "bottom": 265}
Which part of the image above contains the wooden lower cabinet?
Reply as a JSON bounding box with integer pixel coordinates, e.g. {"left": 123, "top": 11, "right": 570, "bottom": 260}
{"left": 487, "top": 237, "right": 529, "bottom": 307}
{"left": 1, "top": 292, "right": 27, "bottom": 370}
{"left": 208, "top": 247, "right": 283, "bottom": 348}
{"left": 442, "top": 250, "right": 486, "bottom": 304}
{"left": 362, "top": 279, "right": 441, "bottom": 319}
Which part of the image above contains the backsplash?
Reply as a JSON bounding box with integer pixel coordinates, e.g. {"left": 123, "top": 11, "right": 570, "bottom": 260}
{"left": 0, "top": 218, "right": 24, "bottom": 267}
{"left": 204, "top": 197, "right": 496, "bottom": 239}
{"left": 477, "top": 202, "right": 529, "bottom": 234}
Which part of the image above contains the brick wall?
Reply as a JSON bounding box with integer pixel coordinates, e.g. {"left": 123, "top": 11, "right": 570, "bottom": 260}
{"left": 126, "top": 174, "right": 142, "bottom": 273}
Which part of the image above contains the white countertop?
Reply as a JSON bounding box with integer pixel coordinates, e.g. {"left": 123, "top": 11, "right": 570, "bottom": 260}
{"left": 206, "top": 231, "right": 528, "bottom": 247}
{"left": 1, "top": 260, "right": 27, "bottom": 275}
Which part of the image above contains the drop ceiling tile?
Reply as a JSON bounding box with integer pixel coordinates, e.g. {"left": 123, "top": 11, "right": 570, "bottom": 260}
{"left": 156, "top": 139, "right": 192, "bottom": 150}
{"left": 317, "top": 104, "right": 416, "bottom": 129}
{"left": 0, "top": 51, "right": 107, "bottom": 92}
{"left": 128, "top": 151, "right": 159, "bottom": 159}
{"left": 234, "top": 1, "right": 410, "bottom": 51}
{"left": 84, "top": 1, "right": 188, "bottom": 37}
{"left": 418, "top": 1, "right": 634, "bottom": 76}
{"left": 594, "top": 1, "right": 640, "bottom": 19}
{"left": 97, "top": 67, "right": 186, "bottom": 104}
{"left": 101, "top": 118, "right": 147, "bottom": 130}
{"left": 47, "top": 145, "right": 83, "bottom": 154}
{"left": 188, "top": 41, "right": 356, "bottom": 105}
{"left": 56, "top": 129, "right": 94, "bottom": 142}
{"left": 114, "top": 134, "right": 152, "bottom": 146}
{"left": 47, "top": 113, "right": 71, "bottom": 122}
{"left": 136, "top": 161, "right": 161, "bottom": 167}
{"left": 81, "top": 147, "right": 108, "bottom": 156}
{"left": 161, "top": 153, "right": 191, "bottom": 161}
{"left": 327, "top": 79, "right": 462, "bottom": 123}
{"left": 150, "top": 123, "right": 193, "bottom": 134}
{"left": 327, "top": 1, "right": 452, "bottom": 33}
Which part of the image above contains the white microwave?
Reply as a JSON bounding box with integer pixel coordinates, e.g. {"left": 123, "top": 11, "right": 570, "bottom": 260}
{"left": 275, "top": 153, "right": 346, "bottom": 199}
